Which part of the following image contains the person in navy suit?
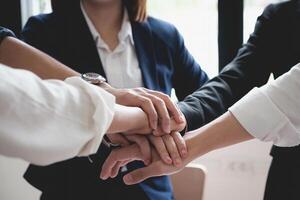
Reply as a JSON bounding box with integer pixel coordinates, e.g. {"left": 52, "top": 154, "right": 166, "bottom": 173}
{"left": 21, "top": 0, "right": 208, "bottom": 199}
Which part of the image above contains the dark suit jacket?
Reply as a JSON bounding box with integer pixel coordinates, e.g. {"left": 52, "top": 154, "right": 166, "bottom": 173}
{"left": 0, "top": 27, "right": 15, "bottom": 44}
{"left": 179, "top": 0, "right": 300, "bottom": 158}
{"left": 21, "top": 1, "right": 208, "bottom": 199}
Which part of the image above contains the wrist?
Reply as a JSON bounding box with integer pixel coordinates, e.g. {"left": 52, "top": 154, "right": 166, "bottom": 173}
{"left": 183, "top": 128, "right": 215, "bottom": 162}
{"left": 126, "top": 107, "right": 149, "bottom": 133}
{"left": 99, "top": 82, "right": 114, "bottom": 93}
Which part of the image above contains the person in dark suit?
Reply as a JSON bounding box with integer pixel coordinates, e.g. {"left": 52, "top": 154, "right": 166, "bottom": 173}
{"left": 105, "top": 1, "right": 300, "bottom": 199}
{"left": 21, "top": 0, "right": 208, "bottom": 199}
{"left": 175, "top": 1, "right": 300, "bottom": 199}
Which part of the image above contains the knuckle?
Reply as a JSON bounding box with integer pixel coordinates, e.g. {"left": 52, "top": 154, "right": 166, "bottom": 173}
{"left": 136, "top": 87, "right": 145, "bottom": 93}
{"left": 140, "top": 97, "right": 151, "bottom": 104}
{"left": 163, "top": 134, "right": 171, "bottom": 140}
{"left": 155, "top": 98, "right": 165, "bottom": 106}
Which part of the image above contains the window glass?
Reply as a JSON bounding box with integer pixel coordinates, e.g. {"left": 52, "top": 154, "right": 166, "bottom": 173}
{"left": 149, "top": 0, "right": 219, "bottom": 78}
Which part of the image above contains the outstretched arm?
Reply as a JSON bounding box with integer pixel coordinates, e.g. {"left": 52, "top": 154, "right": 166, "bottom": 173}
{"left": 102, "top": 63, "right": 300, "bottom": 184}
{"left": 0, "top": 31, "right": 184, "bottom": 134}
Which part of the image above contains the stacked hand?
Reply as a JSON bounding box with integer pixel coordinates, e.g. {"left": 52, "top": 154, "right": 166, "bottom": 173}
{"left": 103, "top": 118, "right": 186, "bottom": 178}
{"left": 103, "top": 86, "right": 186, "bottom": 133}
{"left": 100, "top": 141, "right": 190, "bottom": 185}
{"left": 101, "top": 86, "right": 189, "bottom": 183}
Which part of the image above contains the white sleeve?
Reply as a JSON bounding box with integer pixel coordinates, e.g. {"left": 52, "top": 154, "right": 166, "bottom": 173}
{"left": 0, "top": 64, "right": 115, "bottom": 165}
{"left": 229, "top": 63, "right": 300, "bottom": 147}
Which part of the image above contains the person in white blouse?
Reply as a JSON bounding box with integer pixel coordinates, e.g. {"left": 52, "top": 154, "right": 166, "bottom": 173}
{"left": 0, "top": 63, "right": 151, "bottom": 166}
{"left": 101, "top": 63, "right": 300, "bottom": 185}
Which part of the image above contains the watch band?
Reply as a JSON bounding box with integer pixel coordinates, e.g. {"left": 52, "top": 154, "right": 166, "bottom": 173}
{"left": 102, "top": 135, "right": 121, "bottom": 149}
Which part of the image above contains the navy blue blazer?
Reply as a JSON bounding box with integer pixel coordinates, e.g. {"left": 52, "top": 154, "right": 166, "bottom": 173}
{"left": 21, "top": 2, "right": 208, "bottom": 200}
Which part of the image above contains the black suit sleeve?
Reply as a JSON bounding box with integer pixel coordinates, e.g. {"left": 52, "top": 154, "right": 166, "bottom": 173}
{"left": 172, "top": 28, "right": 209, "bottom": 101}
{"left": 0, "top": 27, "right": 15, "bottom": 45}
{"left": 178, "top": 4, "right": 286, "bottom": 131}
{"left": 21, "top": 17, "right": 46, "bottom": 51}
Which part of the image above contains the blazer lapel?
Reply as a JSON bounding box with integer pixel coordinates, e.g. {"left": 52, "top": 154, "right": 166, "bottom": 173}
{"left": 64, "top": 1, "right": 106, "bottom": 77}
{"left": 132, "top": 21, "right": 158, "bottom": 90}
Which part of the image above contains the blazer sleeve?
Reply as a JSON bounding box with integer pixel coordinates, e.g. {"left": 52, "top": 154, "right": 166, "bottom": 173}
{"left": 0, "top": 27, "right": 15, "bottom": 45}
{"left": 178, "top": 4, "right": 285, "bottom": 131}
{"left": 21, "top": 16, "right": 52, "bottom": 53}
{"left": 229, "top": 63, "right": 300, "bottom": 147}
{"left": 21, "top": 16, "right": 44, "bottom": 50}
{"left": 172, "top": 28, "right": 209, "bottom": 101}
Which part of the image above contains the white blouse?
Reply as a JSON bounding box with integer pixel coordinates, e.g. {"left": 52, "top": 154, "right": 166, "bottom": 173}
{"left": 229, "top": 63, "right": 300, "bottom": 147}
{"left": 0, "top": 64, "right": 115, "bottom": 165}
{"left": 80, "top": 1, "right": 144, "bottom": 89}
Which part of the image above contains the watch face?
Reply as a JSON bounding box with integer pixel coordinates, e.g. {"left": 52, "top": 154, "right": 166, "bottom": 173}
{"left": 82, "top": 73, "right": 106, "bottom": 84}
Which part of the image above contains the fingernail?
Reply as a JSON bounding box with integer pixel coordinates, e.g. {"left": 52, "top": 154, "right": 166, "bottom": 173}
{"left": 152, "top": 121, "right": 158, "bottom": 130}
{"left": 164, "top": 126, "right": 170, "bottom": 134}
{"left": 181, "top": 150, "right": 187, "bottom": 157}
{"left": 165, "top": 156, "right": 172, "bottom": 164}
{"left": 175, "top": 158, "right": 182, "bottom": 166}
{"left": 100, "top": 175, "right": 105, "bottom": 180}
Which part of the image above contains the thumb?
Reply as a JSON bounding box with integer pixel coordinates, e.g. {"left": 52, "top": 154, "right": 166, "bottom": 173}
{"left": 170, "top": 118, "right": 186, "bottom": 132}
{"left": 123, "top": 164, "right": 158, "bottom": 185}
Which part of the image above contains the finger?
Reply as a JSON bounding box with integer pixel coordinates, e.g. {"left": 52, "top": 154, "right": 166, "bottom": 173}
{"left": 153, "top": 126, "right": 168, "bottom": 137}
{"left": 123, "top": 164, "right": 158, "bottom": 185}
{"left": 171, "top": 132, "right": 187, "bottom": 158}
{"left": 137, "top": 95, "right": 158, "bottom": 130}
{"left": 110, "top": 161, "right": 123, "bottom": 178}
{"left": 126, "top": 135, "right": 152, "bottom": 165}
{"left": 100, "top": 145, "right": 142, "bottom": 180}
{"left": 142, "top": 93, "right": 171, "bottom": 134}
{"left": 111, "top": 159, "right": 133, "bottom": 178}
{"left": 148, "top": 135, "right": 172, "bottom": 164}
{"left": 145, "top": 89, "right": 185, "bottom": 124}
{"left": 162, "top": 135, "right": 182, "bottom": 166}
{"left": 170, "top": 118, "right": 186, "bottom": 132}
{"left": 100, "top": 151, "right": 119, "bottom": 180}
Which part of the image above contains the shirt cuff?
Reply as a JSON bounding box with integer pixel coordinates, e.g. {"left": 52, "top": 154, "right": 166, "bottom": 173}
{"left": 65, "top": 77, "right": 116, "bottom": 156}
{"left": 229, "top": 88, "right": 299, "bottom": 147}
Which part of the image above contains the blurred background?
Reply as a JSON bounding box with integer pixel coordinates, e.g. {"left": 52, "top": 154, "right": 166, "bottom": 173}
{"left": 0, "top": 0, "right": 285, "bottom": 199}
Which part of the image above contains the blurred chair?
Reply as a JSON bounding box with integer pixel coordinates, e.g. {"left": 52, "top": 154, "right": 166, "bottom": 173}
{"left": 170, "top": 163, "right": 207, "bottom": 200}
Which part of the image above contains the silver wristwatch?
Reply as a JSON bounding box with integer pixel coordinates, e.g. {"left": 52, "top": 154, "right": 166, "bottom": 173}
{"left": 81, "top": 72, "right": 106, "bottom": 85}
{"left": 81, "top": 73, "right": 120, "bottom": 150}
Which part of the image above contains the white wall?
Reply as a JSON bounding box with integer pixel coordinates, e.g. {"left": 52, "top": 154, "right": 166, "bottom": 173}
{"left": 195, "top": 140, "right": 272, "bottom": 200}
{"left": 0, "top": 156, "right": 40, "bottom": 200}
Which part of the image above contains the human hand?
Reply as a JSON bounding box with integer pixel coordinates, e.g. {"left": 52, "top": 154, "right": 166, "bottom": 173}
{"left": 107, "top": 130, "right": 187, "bottom": 166}
{"left": 106, "top": 134, "right": 152, "bottom": 168}
{"left": 147, "top": 132, "right": 187, "bottom": 166}
{"left": 103, "top": 85, "right": 185, "bottom": 133}
{"left": 101, "top": 131, "right": 188, "bottom": 179}
{"left": 100, "top": 144, "right": 189, "bottom": 184}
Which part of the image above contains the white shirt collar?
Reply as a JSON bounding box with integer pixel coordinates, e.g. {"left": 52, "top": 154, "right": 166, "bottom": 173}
{"left": 80, "top": 1, "right": 134, "bottom": 50}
